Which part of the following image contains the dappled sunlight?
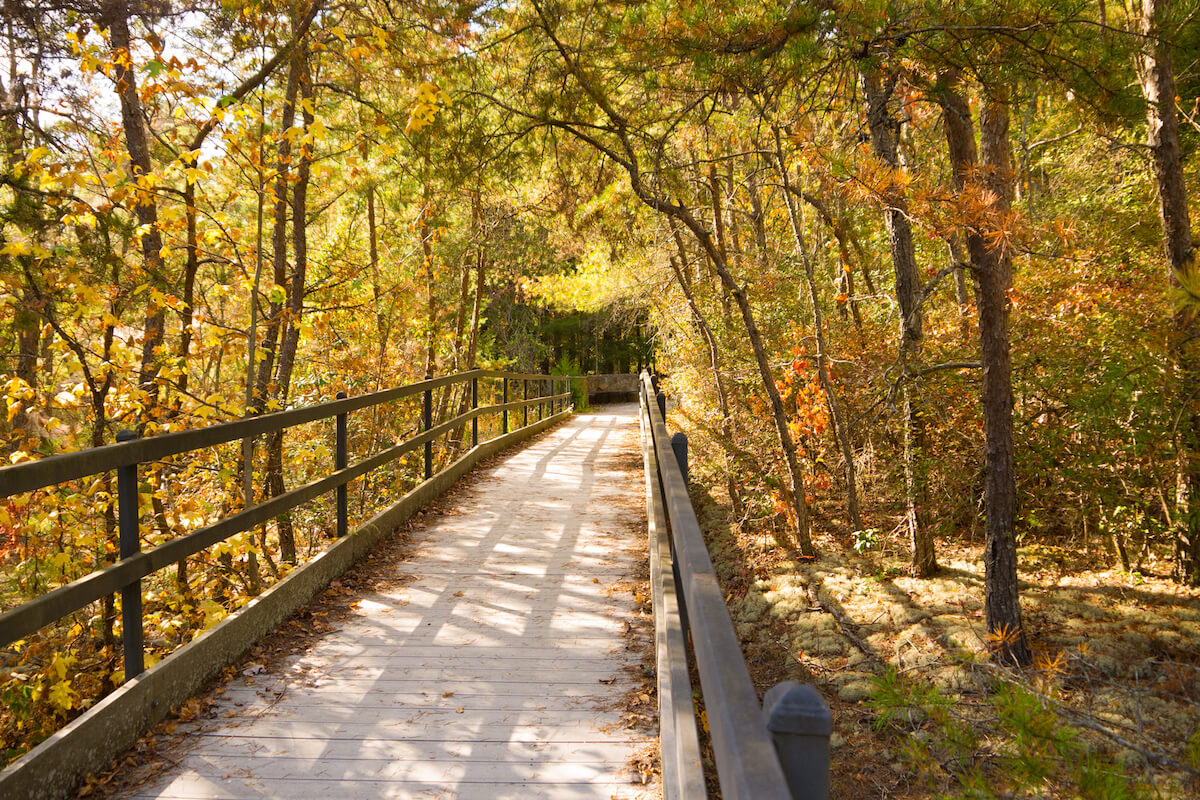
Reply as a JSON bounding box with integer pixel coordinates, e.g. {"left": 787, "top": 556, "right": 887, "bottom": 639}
{"left": 112, "top": 409, "right": 655, "bottom": 799}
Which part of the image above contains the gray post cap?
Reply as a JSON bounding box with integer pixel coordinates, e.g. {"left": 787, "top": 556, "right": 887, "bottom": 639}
{"left": 763, "top": 681, "right": 832, "bottom": 736}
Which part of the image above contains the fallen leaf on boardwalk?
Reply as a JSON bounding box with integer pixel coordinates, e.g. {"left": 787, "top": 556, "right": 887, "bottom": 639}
{"left": 453, "top": 590, "right": 464, "bottom": 597}
{"left": 455, "top": 707, "right": 464, "bottom": 713}
{"left": 599, "top": 677, "right": 615, "bottom": 684}
{"left": 442, "top": 691, "right": 454, "bottom": 697}
{"left": 242, "top": 663, "right": 264, "bottom": 676}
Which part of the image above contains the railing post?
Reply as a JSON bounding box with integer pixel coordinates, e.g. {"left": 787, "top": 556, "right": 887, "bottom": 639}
{"left": 116, "top": 429, "right": 144, "bottom": 680}
{"left": 671, "top": 432, "right": 689, "bottom": 486}
{"left": 763, "top": 681, "right": 832, "bottom": 800}
{"left": 656, "top": 388, "right": 667, "bottom": 421}
{"left": 523, "top": 378, "right": 528, "bottom": 428}
{"left": 423, "top": 374, "right": 433, "bottom": 480}
{"left": 471, "top": 372, "right": 479, "bottom": 447}
{"left": 502, "top": 377, "right": 509, "bottom": 434}
{"left": 335, "top": 391, "right": 348, "bottom": 537}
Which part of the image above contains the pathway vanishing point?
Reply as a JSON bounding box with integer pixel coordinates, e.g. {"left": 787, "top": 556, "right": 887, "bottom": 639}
{"left": 119, "top": 405, "right": 658, "bottom": 800}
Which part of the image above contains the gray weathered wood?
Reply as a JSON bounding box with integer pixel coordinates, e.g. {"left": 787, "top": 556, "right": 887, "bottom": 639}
{"left": 0, "top": 412, "right": 570, "bottom": 800}
{"left": 122, "top": 407, "right": 656, "bottom": 800}
{"left": 641, "top": 374, "right": 792, "bottom": 800}
{"left": 641, "top": 394, "right": 705, "bottom": 800}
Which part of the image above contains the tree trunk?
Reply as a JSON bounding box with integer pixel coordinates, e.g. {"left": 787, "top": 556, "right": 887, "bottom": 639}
{"left": 420, "top": 139, "right": 438, "bottom": 379}
{"left": 447, "top": 230, "right": 487, "bottom": 459}
{"left": 254, "top": 44, "right": 301, "bottom": 410}
{"left": 861, "top": 68, "right": 936, "bottom": 577}
{"left": 940, "top": 79, "right": 1031, "bottom": 665}
{"left": 770, "top": 128, "right": 863, "bottom": 531}
{"left": 948, "top": 236, "right": 973, "bottom": 339}
{"left": 721, "top": 167, "right": 747, "bottom": 517}
{"left": 641, "top": 182, "right": 815, "bottom": 554}
{"left": 1137, "top": 0, "right": 1200, "bottom": 584}
{"left": 799, "top": 190, "right": 864, "bottom": 335}
{"left": 102, "top": 0, "right": 167, "bottom": 414}
{"left": 666, "top": 222, "right": 740, "bottom": 514}
{"left": 178, "top": 183, "right": 199, "bottom": 396}
{"left": 977, "top": 96, "right": 1030, "bottom": 664}
{"left": 273, "top": 45, "right": 312, "bottom": 412}
{"left": 11, "top": 287, "right": 40, "bottom": 437}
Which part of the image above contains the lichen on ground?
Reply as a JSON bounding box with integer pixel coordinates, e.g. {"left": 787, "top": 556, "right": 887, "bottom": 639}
{"left": 684, "top": 459, "right": 1200, "bottom": 799}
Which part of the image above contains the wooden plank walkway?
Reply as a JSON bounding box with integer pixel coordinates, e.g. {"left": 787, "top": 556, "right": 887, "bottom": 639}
{"left": 121, "top": 405, "right": 657, "bottom": 800}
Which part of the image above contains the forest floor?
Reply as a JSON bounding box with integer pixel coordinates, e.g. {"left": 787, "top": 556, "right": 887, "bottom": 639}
{"left": 689, "top": 486, "right": 1200, "bottom": 798}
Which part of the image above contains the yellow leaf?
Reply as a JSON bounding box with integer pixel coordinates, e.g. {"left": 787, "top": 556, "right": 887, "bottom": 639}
{"left": 48, "top": 680, "right": 76, "bottom": 711}
{"left": 51, "top": 653, "right": 70, "bottom": 680}
{"left": 417, "top": 82, "right": 439, "bottom": 104}
{"left": 1, "top": 241, "right": 30, "bottom": 257}
{"left": 55, "top": 390, "right": 81, "bottom": 408}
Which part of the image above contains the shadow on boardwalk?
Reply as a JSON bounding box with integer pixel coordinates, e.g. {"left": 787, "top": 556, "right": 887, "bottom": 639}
{"left": 102, "top": 406, "right": 658, "bottom": 800}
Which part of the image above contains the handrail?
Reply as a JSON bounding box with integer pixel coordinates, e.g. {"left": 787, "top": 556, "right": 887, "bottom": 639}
{"left": 640, "top": 386, "right": 705, "bottom": 799}
{"left": 0, "top": 370, "right": 572, "bottom": 663}
{"left": 0, "top": 370, "right": 579, "bottom": 498}
{"left": 640, "top": 372, "right": 831, "bottom": 800}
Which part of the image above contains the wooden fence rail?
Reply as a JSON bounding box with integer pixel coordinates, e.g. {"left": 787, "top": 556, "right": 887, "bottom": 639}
{"left": 0, "top": 369, "right": 569, "bottom": 664}
{"left": 0, "top": 368, "right": 573, "bottom": 800}
{"left": 639, "top": 372, "right": 831, "bottom": 800}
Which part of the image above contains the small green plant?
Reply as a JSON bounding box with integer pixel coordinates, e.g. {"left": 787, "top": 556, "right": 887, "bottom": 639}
{"left": 852, "top": 528, "right": 880, "bottom": 553}
{"left": 551, "top": 355, "right": 590, "bottom": 410}
{"left": 869, "top": 665, "right": 1154, "bottom": 798}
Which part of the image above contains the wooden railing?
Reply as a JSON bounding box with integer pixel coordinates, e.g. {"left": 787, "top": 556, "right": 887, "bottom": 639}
{"left": 639, "top": 372, "right": 831, "bottom": 800}
{"left": 0, "top": 369, "right": 570, "bottom": 673}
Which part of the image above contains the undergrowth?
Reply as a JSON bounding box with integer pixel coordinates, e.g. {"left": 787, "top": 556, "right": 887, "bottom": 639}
{"left": 871, "top": 664, "right": 1162, "bottom": 799}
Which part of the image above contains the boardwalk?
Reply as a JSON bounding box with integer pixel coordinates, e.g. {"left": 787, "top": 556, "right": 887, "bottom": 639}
{"left": 121, "top": 406, "right": 657, "bottom": 800}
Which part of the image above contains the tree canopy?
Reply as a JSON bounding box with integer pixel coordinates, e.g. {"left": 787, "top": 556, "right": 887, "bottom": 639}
{"left": 1, "top": 0, "right": 1198, "bottom": 792}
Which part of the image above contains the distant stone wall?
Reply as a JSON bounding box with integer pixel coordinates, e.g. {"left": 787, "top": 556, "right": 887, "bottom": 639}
{"left": 580, "top": 374, "right": 639, "bottom": 404}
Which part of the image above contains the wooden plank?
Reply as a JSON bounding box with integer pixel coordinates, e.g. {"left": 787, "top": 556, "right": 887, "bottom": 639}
{"left": 0, "top": 412, "right": 572, "bottom": 800}
{"left": 641, "top": 397, "right": 706, "bottom": 800}
{"left": 123, "top": 406, "right": 656, "bottom": 800}
{"left": 642, "top": 377, "right": 790, "bottom": 800}
{"left": 175, "top": 735, "right": 653, "bottom": 760}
